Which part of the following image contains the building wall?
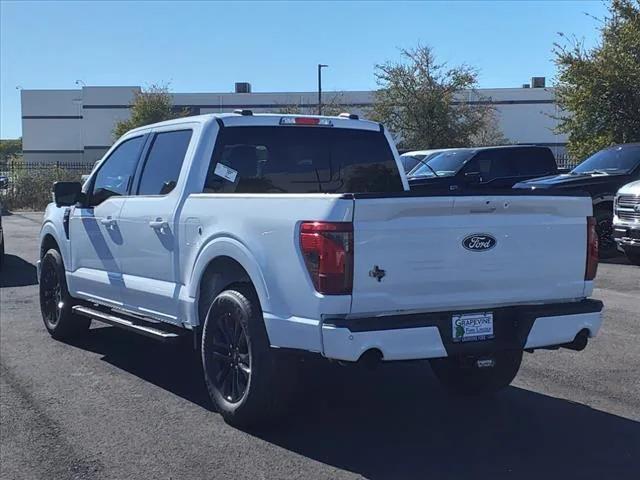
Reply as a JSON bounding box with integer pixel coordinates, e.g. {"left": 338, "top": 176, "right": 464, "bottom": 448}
{"left": 20, "top": 85, "right": 567, "bottom": 164}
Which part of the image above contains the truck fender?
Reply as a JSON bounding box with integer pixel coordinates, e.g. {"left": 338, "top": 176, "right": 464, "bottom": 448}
{"left": 39, "top": 207, "right": 71, "bottom": 268}
{"left": 188, "top": 236, "right": 271, "bottom": 315}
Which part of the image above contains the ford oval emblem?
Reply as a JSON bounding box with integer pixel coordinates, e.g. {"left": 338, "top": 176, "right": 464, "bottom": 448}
{"left": 462, "top": 234, "right": 497, "bottom": 252}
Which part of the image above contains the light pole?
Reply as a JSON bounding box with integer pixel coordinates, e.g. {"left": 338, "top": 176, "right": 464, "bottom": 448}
{"left": 318, "top": 64, "right": 328, "bottom": 115}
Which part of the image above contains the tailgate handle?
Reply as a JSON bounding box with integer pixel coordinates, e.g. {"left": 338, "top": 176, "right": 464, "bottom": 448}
{"left": 470, "top": 207, "right": 496, "bottom": 213}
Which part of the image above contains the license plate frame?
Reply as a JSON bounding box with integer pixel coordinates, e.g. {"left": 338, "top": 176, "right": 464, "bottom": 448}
{"left": 452, "top": 312, "right": 495, "bottom": 343}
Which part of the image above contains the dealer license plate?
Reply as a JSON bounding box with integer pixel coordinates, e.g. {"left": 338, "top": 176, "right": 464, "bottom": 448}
{"left": 452, "top": 312, "right": 494, "bottom": 343}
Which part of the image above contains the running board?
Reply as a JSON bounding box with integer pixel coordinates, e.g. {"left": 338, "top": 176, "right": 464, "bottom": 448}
{"left": 72, "top": 305, "right": 184, "bottom": 342}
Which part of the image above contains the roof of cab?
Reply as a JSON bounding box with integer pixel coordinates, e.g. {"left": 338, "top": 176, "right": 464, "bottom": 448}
{"left": 126, "top": 112, "right": 382, "bottom": 135}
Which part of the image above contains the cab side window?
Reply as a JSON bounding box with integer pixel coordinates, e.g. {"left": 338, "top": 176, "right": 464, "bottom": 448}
{"left": 471, "top": 150, "right": 516, "bottom": 182}
{"left": 89, "top": 136, "right": 145, "bottom": 206}
{"left": 137, "top": 130, "right": 193, "bottom": 196}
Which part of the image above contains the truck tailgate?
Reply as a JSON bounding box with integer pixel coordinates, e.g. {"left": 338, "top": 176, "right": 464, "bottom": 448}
{"left": 350, "top": 195, "right": 591, "bottom": 315}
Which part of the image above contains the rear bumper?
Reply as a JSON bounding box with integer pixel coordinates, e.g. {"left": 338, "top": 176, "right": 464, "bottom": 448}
{"left": 321, "top": 299, "right": 603, "bottom": 362}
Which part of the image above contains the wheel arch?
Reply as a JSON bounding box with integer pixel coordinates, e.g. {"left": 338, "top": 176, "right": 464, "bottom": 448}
{"left": 189, "top": 237, "right": 271, "bottom": 325}
{"left": 39, "top": 221, "right": 69, "bottom": 268}
{"left": 593, "top": 194, "right": 614, "bottom": 211}
{"left": 40, "top": 232, "right": 60, "bottom": 258}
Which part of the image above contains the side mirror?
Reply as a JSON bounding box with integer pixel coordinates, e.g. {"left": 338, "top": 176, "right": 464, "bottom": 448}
{"left": 0, "top": 175, "right": 8, "bottom": 189}
{"left": 464, "top": 171, "right": 482, "bottom": 184}
{"left": 53, "top": 181, "right": 84, "bottom": 207}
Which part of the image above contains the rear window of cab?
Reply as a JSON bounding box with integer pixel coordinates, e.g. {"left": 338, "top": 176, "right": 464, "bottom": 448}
{"left": 203, "top": 126, "right": 403, "bottom": 194}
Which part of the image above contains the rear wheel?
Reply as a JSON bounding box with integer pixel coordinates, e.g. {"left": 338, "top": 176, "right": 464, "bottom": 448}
{"left": 201, "top": 285, "right": 293, "bottom": 428}
{"left": 623, "top": 247, "right": 640, "bottom": 266}
{"left": 429, "top": 350, "right": 522, "bottom": 395}
{"left": 39, "top": 249, "right": 90, "bottom": 339}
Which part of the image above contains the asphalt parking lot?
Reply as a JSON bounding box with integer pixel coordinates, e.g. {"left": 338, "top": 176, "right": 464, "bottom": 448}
{"left": 1, "top": 211, "right": 639, "bottom": 480}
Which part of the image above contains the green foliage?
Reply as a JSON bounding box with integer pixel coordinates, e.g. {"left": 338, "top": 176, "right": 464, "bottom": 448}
{"left": 0, "top": 138, "right": 22, "bottom": 161}
{"left": 554, "top": 0, "right": 640, "bottom": 160}
{"left": 0, "top": 160, "right": 85, "bottom": 211}
{"left": 113, "top": 84, "right": 187, "bottom": 138}
{"left": 369, "top": 45, "right": 498, "bottom": 150}
{"left": 469, "top": 111, "right": 511, "bottom": 147}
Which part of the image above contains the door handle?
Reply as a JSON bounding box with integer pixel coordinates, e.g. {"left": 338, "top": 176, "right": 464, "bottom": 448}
{"left": 149, "top": 218, "right": 169, "bottom": 232}
{"left": 100, "top": 217, "right": 116, "bottom": 228}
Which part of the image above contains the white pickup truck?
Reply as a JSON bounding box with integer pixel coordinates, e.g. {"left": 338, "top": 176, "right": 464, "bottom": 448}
{"left": 39, "top": 112, "right": 603, "bottom": 427}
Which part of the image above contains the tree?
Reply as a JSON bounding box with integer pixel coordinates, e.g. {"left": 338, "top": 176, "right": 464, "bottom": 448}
{"left": 276, "top": 92, "right": 351, "bottom": 116}
{"left": 469, "top": 110, "right": 511, "bottom": 147}
{"left": 0, "top": 138, "right": 22, "bottom": 162}
{"left": 370, "top": 45, "right": 496, "bottom": 150}
{"left": 554, "top": 0, "right": 640, "bottom": 160}
{"left": 113, "top": 84, "right": 186, "bottom": 138}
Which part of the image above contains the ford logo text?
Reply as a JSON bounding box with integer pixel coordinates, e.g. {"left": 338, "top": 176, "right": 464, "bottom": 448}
{"left": 462, "top": 234, "right": 497, "bottom": 252}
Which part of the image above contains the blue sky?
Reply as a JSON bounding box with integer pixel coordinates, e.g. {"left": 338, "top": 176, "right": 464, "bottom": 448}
{"left": 1, "top": 0, "right": 607, "bottom": 139}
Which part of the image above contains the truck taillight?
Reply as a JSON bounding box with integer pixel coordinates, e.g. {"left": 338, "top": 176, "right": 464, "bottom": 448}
{"left": 299, "top": 222, "right": 353, "bottom": 295}
{"left": 586, "top": 216, "right": 598, "bottom": 281}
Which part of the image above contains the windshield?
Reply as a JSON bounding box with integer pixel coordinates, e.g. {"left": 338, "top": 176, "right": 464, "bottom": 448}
{"left": 572, "top": 145, "right": 640, "bottom": 175}
{"left": 409, "top": 149, "right": 475, "bottom": 177}
{"left": 400, "top": 154, "right": 427, "bottom": 173}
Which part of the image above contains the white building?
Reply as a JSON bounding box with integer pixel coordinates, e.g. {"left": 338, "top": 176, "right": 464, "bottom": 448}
{"left": 20, "top": 82, "right": 567, "bottom": 164}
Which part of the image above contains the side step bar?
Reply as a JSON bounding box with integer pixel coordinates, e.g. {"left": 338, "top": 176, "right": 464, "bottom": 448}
{"left": 72, "top": 305, "right": 183, "bottom": 342}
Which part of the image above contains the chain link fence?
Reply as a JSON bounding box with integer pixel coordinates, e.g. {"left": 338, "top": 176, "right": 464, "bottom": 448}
{"left": 0, "top": 159, "right": 95, "bottom": 211}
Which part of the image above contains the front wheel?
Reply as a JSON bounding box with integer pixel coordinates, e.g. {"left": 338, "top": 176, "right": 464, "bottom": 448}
{"left": 429, "top": 350, "right": 523, "bottom": 395}
{"left": 201, "top": 285, "right": 293, "bottom": 428}
{"left": 595, "top": 208, "right": 617, "bottom": 258}
{"left": 39, "top": 249, "right": 90, "bottom": 339}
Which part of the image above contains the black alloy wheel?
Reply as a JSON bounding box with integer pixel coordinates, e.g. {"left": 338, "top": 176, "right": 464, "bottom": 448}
{"left": 208, "top": 304, "right": 252, "bottom": 404}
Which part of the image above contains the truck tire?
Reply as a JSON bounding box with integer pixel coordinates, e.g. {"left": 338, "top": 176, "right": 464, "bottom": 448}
{"left": 429, "top": 350, "right": 522, "bottom": 395}
{"left": 39, "top": 248, "right": 90, "bottom": 339}
{"left": 623, "top": 247, "right": 640, "bottom": 266}
{"left": 201, "top": 284, "right": 292, "bottom": 428}
{"left": 595, "top": 207, "right": 617, "bottom": 258}
{"left": 0, "top": 231, "right": 4, "bottom": 270}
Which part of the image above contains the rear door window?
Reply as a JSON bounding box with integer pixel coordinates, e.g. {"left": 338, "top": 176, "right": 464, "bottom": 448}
{"left": 471, "top": 150, "right": 517, "bottom": 181}
{"left": 137, "top": 130, "right": 193, "bottom": 195}
{"left": 513, "top": 148, "right": 556, "bottom": 176}
{"left": 204, "top": 127, "right": 403, "bottom": 194}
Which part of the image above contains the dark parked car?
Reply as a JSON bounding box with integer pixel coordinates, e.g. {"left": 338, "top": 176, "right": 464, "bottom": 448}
{"left": 400, "top": 149, "right": 449, "bottom": 173}
{"left": 515, "top": 143, "right": 640, "bottom": 257}
{"left": 0, "top": 175, "right": 8, "bottom": 269}
{"left": 408, "top": 145, "right": 559, "bottom": 192}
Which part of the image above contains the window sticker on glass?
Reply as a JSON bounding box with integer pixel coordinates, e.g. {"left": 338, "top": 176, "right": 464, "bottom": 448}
{"left": 214, "top": 163, "right": 238, "bottom": 182}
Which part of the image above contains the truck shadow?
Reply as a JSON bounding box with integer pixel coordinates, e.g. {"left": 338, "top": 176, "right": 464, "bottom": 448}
{"left": 68, "top": 326, "right": 640, "bottom": 480}
{"left": 0, "top": 254, "right": 38, "bottom": 287}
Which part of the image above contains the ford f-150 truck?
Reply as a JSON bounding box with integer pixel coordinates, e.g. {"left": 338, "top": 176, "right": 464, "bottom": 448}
{"left": 38, "top": 112, "right": 603, "bottom": 427}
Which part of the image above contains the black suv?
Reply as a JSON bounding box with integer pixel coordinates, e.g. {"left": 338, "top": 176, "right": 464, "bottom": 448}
{"left": 408, "top": 145, "right": 558, "bottom": 192}
{"left": 515, "top": 143, "right": 640, "bottom": 257}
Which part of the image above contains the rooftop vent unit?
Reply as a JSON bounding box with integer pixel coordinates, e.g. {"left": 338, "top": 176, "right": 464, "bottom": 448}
{"left": 235, "top": 82, "right": 252, "bottom": 94}
{"left": 531, "top": 77, "right": 546, "bottom": 88}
